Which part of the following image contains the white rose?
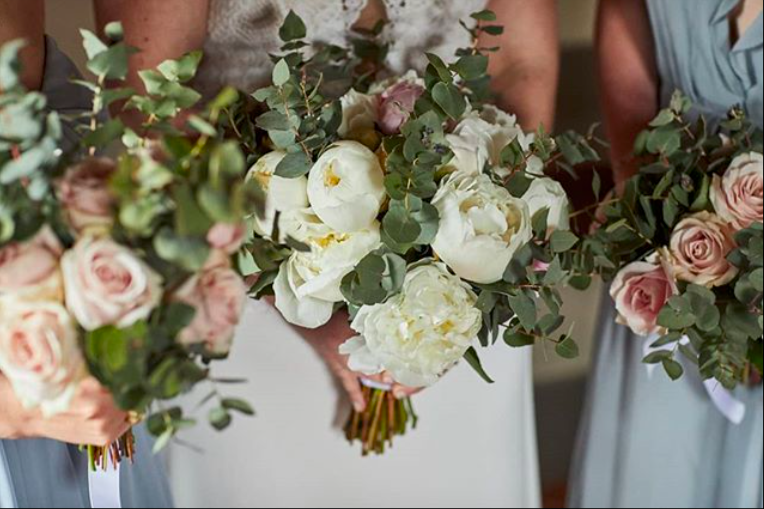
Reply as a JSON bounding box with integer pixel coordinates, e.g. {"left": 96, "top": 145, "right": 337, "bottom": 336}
{"left": 446, "top": 105, "right": 537, "bottom": 176}
{"left": 0, "top": 300, "right": 85, "bottom": 416}
{"left": 247, "top": 151, "right": 309, "bottom": 238}
{"left": 521, "top": 177, "right": 571, "bottom": 235}
{"left": 338, "top": 90, "right": 379, "bottom": 138}
{"left": 307, "top": 141, "right": 386, "bottom": 233}
{"left": 274, "top": 209, "right": 381, "bottom": 328}
{"left": 61, "top": 237, "right": 163, "bottom": 331}
{"left": 340, "top": 263, "right": 482, "bottom": 388}
{"left": 431, "top": 173, "right": 533, "bottom": 284}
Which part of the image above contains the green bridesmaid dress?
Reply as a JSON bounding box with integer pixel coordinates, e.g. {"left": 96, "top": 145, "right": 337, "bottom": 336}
{"left": 569, "top": 1, "right": 763, "bottom": 508}
{"left": 0, "top": 38, "right": 173, "bottom": 509}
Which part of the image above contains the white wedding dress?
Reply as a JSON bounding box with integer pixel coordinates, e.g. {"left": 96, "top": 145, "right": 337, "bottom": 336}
{"left": 169, "top": 2, "right": 541, "bottom": 507}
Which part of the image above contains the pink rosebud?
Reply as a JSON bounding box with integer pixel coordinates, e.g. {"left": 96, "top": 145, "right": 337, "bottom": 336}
{"left": 207, "top": 223, "right": 246, "bottom": 255}
{"left": 378, "top": 80, "right": 425, "bottom": 135}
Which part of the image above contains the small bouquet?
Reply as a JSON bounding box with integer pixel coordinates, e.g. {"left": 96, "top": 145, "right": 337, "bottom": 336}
{"left": 230, "top": 11, "right": 599, "bottom": 455}
{"left": 0, "top": 27, "right": 255, "bottom": 468}
{"left": 579, "top": 92, "right": 763, "bottom": 389}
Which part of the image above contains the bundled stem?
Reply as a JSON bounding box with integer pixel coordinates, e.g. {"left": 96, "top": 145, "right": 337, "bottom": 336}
{"left": 86, "top": 429, "right": 136, "bottom": 471}
{"left": 344, "top": 387, "right": 418, "bottom": 456}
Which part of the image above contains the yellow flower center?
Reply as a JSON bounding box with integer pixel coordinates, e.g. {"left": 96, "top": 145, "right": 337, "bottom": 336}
{"left": 324, "top": 163, "right": 342, "bottom": 188}
{"left": 315, "top": 232, "right": 349, "bottom": 248}
{"left": 251, "top": 171, "right": 272, "bottom": 191}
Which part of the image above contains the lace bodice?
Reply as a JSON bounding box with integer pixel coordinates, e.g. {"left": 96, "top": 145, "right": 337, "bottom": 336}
{"left": 195, "top": 0, "right": 489, "bottom": 97}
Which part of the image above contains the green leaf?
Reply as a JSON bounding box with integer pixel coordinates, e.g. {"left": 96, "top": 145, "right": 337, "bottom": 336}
{"left": 275, "top": 151, "right": 312, "bottom": 178}
{"left": 432, "top": 82, "right": 466, "bottom": 120}
{"left": 550, "top": 230, "right": 579, "bottom": 253}
{"left": 209, "top": 407, "right": 232, "bottom": 431}
{"left": 504, "top": 329, "right": 536, "bottom": 347}
{"left": 662, "top": 358, "right": 685, "bottom": 381}
{"left": 154, "top": 229, "right": 212, "bottom": 272}
{"left": 471, "top": 9, "right": 498, "bottom": 21}
{"left": 222, "top": 398, "right": 255, "bottom": 416}
{"left": 453, "top": 55, "right": 489, "bottom": 81}
{"left": 279, "top": 10, "right": 307, "bottom": 41}
{"left": 555, "top": 337, "right": 580, "bottom": 360}
{"left": 508, "top": 291, "right": 537, "bottom": 330}
{"left": 79, "top": 29, "right": 108, "bottom": 59}
{"left": 272, "top": 59, "right": 291, "bottom": 87}
{"left": 464, "top": 347, "right": 495, "bottom": 384}
{"left": 649, "top": 109, "right": 675, "bottom": 127}
{"left": 157, "top": 51, "right": 203, "bottom": 82}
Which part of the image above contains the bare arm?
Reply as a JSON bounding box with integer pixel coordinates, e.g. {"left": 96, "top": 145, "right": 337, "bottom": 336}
{"left": 92, "top": 0, "right": 209, "bottom": 126}
{"left": 596, "top": 0, "right": 659, "bottom": 188}
{"left": 1, "top": 375, "right": 131, "bottom": 446}
{"left": 0, "top": 0, "right": 45, "bottom": 91}
{"left": 482, "top": 0, "right": 559, "bottom": 132}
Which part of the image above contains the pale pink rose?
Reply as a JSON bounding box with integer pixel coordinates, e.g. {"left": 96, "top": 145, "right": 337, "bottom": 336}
{"left": 173, "top": 262, "right": 247, "bottom": 356}
{"left": 710, "top": 152, "right": 763, "bottom": 230}
{"left": 61, "top": 237, "right": 163, "bottom": 331}
{"left": 0, "top": 227, "right": 64, "bottom": 302}
{"left": 610, "top": 259, "right": 677, "bottom": 336}
{"left": 668, "top": 212, "right": 738, "bottom": 287}
{"left": 0, "top": 300, "right": 84, "bottom": 415}
{"left": 378, "top": 80, "right": 425, "bottom": 135}
{"left": 58, "top": 158, "right": 116, "bottom": 235}
{"left": 207, "top": 223, "right": 246, "bottom": 255}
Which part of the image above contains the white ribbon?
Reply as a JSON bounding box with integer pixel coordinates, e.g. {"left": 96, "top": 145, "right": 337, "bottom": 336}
{"left": 88, "top": 464, "right": 122, "bottom": 509}
{"left": 644, "top": 334, "right": 747, "bottom": 425}
{"left": 360, "top": 378, "right": 393, "bottom": 392}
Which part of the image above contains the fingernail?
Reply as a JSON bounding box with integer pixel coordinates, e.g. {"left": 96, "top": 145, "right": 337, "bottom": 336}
{"left": 393, "top": 389, "right": 406, "bottom": 400}
{"left": 353, "top": 401, "right": 365, "bottom": 412}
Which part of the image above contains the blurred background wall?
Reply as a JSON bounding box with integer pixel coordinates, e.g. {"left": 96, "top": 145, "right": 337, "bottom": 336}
{"left": 45, "top": 0, "right": 602, "bottom": 506}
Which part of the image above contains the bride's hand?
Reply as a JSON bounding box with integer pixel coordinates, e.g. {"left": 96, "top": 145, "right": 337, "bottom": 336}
{"left": 0, "top": 376, "right": 130, "bottom": 446}
{"left": 297, "top": 310, "right": 421, "bottom": 412}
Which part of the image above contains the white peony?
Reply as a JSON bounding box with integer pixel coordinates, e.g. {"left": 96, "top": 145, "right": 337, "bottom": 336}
{"left": 274, "top": 209, "right": 381, "bottom": 328}
{"left": 521, "top": 177, "right": 571, "bottom": 235}
{"left": 307, "top": 141, "right": 386, "bottom": 233}
{"left": 431, "top": 173, "right": 533, "bottom": 284}
{"left": 338, "top": 90, "right": 379, "bottom": 139}
{"left": 247, "top": 151, "right": 309, "bottom": 238}
{"left": 0, "top": 300, "right": 85, "bottom": 416}
{"left": 340, "top": 263, "right": 482, "bottom": 388}
{"left": 446, "top": 105, "right": 539, "bottom": 176}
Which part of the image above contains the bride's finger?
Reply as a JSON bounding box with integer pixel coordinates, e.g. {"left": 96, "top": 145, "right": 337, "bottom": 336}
{"left": 339, "top": 371, "right": 367, "bottom": 413}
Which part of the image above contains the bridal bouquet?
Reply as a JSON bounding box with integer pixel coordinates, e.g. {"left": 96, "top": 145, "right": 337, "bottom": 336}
{"left": 231, "top": 11, "right": 599, "bottom": 455}
{"left": 579, "top": 92, "right": 763, "bottom": 389}
{"left": 0, "top": 28, "right": 255, "bottom": 468}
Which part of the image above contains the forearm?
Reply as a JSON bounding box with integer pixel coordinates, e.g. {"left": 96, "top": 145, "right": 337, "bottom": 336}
{"left": 0, "top": 0, "right": 45, "bottom": 91}
{"left": 483, "top": 0, "right": 559, "bottom": 131}
{"left": 0, "top": 376, "right": 32, "bottom": 440}
{"left": 596, "top": 0, "right": 659, "bottom": 188}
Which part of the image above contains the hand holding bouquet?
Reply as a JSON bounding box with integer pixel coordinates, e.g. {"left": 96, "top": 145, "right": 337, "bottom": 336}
{"left": 230, "top": 10, "right": 600, "bottom": 455}
{"left": 579, "top": 92, "right": 763, "bottom": 388}
{"left": 0, "top": 28, "right": 256, "bottom": 468}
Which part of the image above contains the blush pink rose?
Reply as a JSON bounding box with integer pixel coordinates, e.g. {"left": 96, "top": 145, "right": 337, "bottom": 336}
{"left": 710, "top": 152, "right": 763, "bottom": 231}
{"left": 0, "top": 301, "right": 84, "bottom": 415}
{"left": 61, "top": 237, "right": 163, "bottom": 331}
{"left": 173, "top": 260, "right": 247, "bottom": 356}
{"left": 668, "top": 212, "right": 738, "bottom": 288}
{"left": 0, "top": 227, "right": 64, "bottom": 302}
{"left": 207, "top": 223, "right": 246, "bottom": 255}
{"left": 378, "top": 79, "right": 425, "bottom": 135}
{"left": 58, "top": 158, "right": 117, "bottom": 235}
{"left": 611, "top": 258, "right": 677, "bottom": 336}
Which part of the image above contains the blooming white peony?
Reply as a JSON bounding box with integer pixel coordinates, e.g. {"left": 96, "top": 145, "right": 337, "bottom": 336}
{"left": 431, "top": 173, "right": 533, "bottom": 284}
{"left": 522, "top": 177, "right": 571, "bottom": 235}
{"left": 61, "top": 236, "right": 163, "bottom": 331}
{"left": 340, "top": 263, "right": 482, "bottom": 388}
{"left": 247, "top": 151, "right": 309, "bottom": 238}
{"left": 0, "top": 300, "right": 85, "bottom": 416}
{"left": 338, "top": 89, "right": 379, "bottom": 139}
{"left": 446, "top": 105, "right": 540, "bottom": 176}
{"left": 306, "top": 141, "right": 386, "bottom": 233}
{"left": 274, "top": 209, "right": 381, "bottom": 328}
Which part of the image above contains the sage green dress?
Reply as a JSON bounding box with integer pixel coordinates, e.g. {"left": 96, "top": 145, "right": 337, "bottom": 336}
{"left": 0, "top": 38, "right": 173, "bottom": 509}
{"left": 569, "top": 1, "right": 763, "bottom": 508}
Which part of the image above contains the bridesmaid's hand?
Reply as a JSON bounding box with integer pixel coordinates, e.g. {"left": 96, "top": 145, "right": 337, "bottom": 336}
{"left": 297, "top": 310, "right": 421, "bottom": 412}
{"left": 2, "top": 378, "right": 130, "bottom": 446}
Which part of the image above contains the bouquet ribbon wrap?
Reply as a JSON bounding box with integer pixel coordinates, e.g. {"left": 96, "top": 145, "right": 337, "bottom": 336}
{"left": 644, "top": 335, "right": 747, "bottom": 424}
{"left": 88, "top": 466, "right": 121, "bottom": 508}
